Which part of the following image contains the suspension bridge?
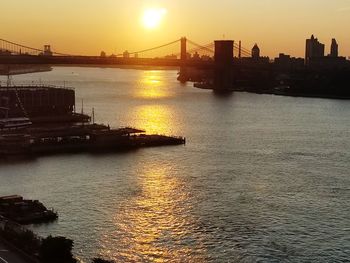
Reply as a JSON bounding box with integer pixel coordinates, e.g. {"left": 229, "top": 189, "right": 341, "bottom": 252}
{"left": 0, "top": 37, "right": 252, "bottom": 67}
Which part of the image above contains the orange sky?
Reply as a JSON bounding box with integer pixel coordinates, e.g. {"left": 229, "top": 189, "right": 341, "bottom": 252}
{"left": 1, "top": 0, "right": 350, "bottom": 58}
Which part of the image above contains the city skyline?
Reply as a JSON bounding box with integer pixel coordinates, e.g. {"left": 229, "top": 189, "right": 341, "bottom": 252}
{"left": 1, "top": 0, "right": 350, "bottom": 57}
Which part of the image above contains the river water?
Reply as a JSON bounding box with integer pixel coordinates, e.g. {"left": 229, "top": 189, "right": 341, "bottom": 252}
{"left": 0, "top": 67, "right": 349, "bottom": 262}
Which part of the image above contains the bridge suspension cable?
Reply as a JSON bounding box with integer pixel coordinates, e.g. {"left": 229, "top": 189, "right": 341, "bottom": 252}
{"left": 121, "top": 38, "right": 181, "bottom": 56}
{"left": 188, "top": 39, "right": 252, "bottom": 57}
{"left": 0, "top": 38, "right": 43, "bottom": 55}
{"left": 234, "top": 43, "right": 251, "bottom": 57}
{"left": 187, "top": 39, "right": 215, "bottom": 53}
{"left": 0, "top": 38, "right": 73, "bottom": 56}
{"left": 190, "top": 43, "right": 214, "bottom": 53}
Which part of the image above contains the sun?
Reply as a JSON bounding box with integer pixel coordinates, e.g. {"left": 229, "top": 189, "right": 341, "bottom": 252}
{"left": 142, "top": 8, "right": 167, "bottom": 29}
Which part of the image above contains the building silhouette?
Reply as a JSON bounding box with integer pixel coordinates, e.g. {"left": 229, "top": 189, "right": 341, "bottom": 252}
{"left": 330, "top": 38, "right": 338, "bottom": 57}
{"left": 100, "top": 51, "right": 106, "bottom": 57}
{"left": 305, "top": 35, "right": 325, "bottom": 62}
{"left": 252, "top": 44, "right": 260, "bottom": 59}
{"left": 214, "top": 40, "right": 234, "bottom": 64}
{"left": 214, "top": 40, "right": 234, "bottom": 90}
{"left": 123, "top": 50, "right": 130, "bottom": 58}
{"left": 305, "top": 36, "right": 348, "bottom": 70}
{"left": 240, "top": 43, "right": 269, "bottom": 66}
{"left": 274, "top": 53, "right": 304, "bottom": 70}
{"left": 43, "top": 45, "right": 53, "bottom": 56}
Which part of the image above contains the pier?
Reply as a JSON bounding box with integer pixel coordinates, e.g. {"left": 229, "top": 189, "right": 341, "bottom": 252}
{"left": 0, "top": 195, "right": 57, "bottom": 225}
{"left": 0, "top": 123, "right": 185, "bottom": 156}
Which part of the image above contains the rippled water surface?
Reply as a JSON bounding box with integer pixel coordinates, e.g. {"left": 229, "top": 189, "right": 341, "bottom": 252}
{"left": 0, "top": 67, "right": 349, "bottom": 262}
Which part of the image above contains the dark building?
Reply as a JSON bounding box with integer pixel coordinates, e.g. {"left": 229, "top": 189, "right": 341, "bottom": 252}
{"left": 123, "top": 50, "right": 130, "bottom": 58}
{"left": 192, "top": 51, "right": 200, "bottom": 60}
{"left": 307, "top": 56, "right": 348, "bottom": 70}
{"left": 305, "top": 35, "right": 325, "bottom": 63}
{"left": 44, "top": 45, "right": 52, "bottom": 56}
{"left": 306, "top": 38, "right": 349, "bottom": 70}
{"left": 240, "top": 44, "right": 269, "bottom": 66}
{"left": 330, "top": 38, "right": 338, "bottom": 57}
{"left": 214, "top": 40, "right": 234, "bottom": 90}
{"left": 252, "top": 44, "right": 260, "bottom": 59}
{"left": 100, "top": 51, "right": 106, "bottom": 57}
{"left": 0, "top": 86, "right": 75, "bottom": 119}
{"left": 274, "top": 53, "right": 305, "bottom": 70}
{"left": 0, "top": 49, "right": 11, "bottom": 55}
{"left": 214, "top": 40, "right": 234, "bottom": 64}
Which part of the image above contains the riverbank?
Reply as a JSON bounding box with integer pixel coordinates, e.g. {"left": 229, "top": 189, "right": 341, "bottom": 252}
{"left": 194, "top": 83, "right": 350, "bottom": 100}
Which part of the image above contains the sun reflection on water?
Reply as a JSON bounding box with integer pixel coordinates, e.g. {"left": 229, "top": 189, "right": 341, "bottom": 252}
{"left": 98, "top": 163, "right": 208, "bottom": 262}
{"left": 132, "top": 105, "right": 176, "bottom": 135}
{"left": 136, "top": 71, "right": 170, "bottom": 99}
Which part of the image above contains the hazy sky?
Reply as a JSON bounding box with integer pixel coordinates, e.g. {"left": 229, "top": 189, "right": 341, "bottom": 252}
{"left": 1, "top": 0, "right": 350, "bottom": 57}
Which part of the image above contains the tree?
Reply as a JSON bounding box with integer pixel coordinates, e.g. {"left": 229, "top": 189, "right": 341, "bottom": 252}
{"left": 39, "top": 236, "right": 77, "bottom": 263}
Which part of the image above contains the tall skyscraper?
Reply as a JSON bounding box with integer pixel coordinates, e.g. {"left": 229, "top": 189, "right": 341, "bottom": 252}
{"left": 330, "top": 38, "right": 338, "bottom": 57}
{"left": 305, "top": 35, "right": 325, "bottom": 62}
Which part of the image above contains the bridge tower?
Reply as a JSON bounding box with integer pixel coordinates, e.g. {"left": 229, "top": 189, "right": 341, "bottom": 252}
{"left": 180, "top": 37, "right": 187, "bottom": 61}
{"left": 178, "top": 37, "right": 188, "bottom": 82}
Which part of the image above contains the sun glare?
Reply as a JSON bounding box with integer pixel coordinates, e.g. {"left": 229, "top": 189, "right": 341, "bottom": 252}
{"left": 142, "top": 8, "right": 167, "bottom": 29}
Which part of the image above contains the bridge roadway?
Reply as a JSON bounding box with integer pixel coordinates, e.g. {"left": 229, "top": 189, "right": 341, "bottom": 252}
{"left": 0, "top": 55, "right": 214, "bottom": 69}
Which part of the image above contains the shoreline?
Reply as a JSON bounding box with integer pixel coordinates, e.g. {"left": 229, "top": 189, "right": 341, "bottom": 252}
{"left": 246, "top": 89, "right": 350, "bottom": 100}
{"left": 194, "top": 85, "right": 350, "bottom": 100}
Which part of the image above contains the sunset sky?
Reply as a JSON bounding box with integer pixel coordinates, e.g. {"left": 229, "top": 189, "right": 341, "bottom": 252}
{"left": 1, "top": 0, "right": 350, "bottom": 58}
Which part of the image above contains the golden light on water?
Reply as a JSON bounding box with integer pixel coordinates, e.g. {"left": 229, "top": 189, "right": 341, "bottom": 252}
{"left": 134, "top": 105, "right": 174, "bottom": 135}
{"left": 99, "top": 163, "right": 207, "bottom": 262}
{"left": 131, "top": 70, "right": 177, "bottom": 134}
{"left": 142, "top": 8, "right": 167, "bottom": 29}
{"left": 137, "top": 71, "right": 167, "bottom": 99}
